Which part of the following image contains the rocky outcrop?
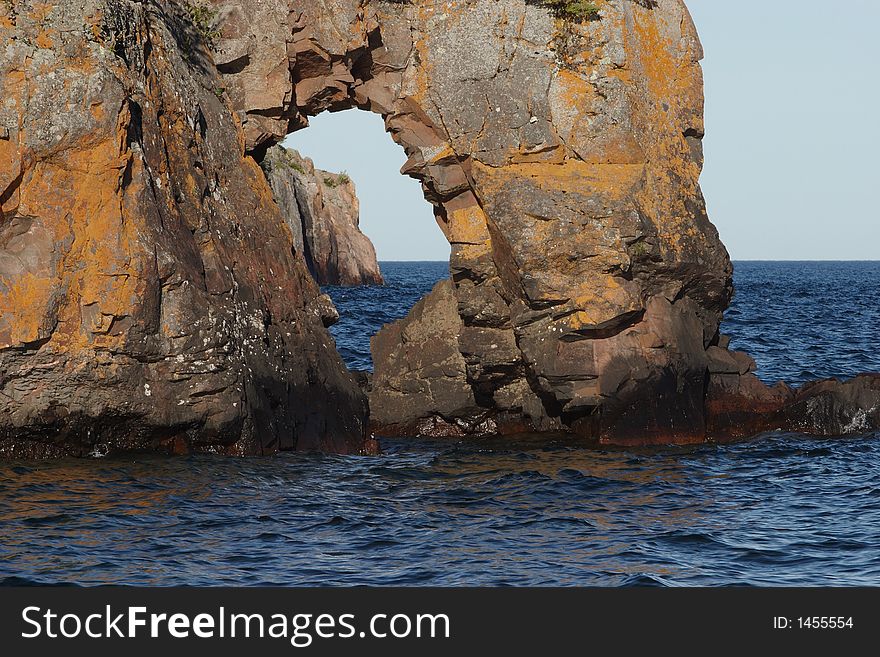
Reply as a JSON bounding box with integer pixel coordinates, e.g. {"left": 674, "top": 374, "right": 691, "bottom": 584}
{"left": 370, "top": 279, "right": 488, "bottom": 436}
{"left": 244, "top": 0, "right": 873, "bottom": 445}
{"left": 371, "top": 283, "right": 880, "bottom": 443}
{"left": 0, "top": 0, "right": 371, "bottom": 457}
{"left": 261, "top": 145, "right": 383, "bottom": 287}
{"left": 211, "top": 0, "right": 738, "bottom": 444}
{"left": 707, "top": 371, "right": 880, "bottom": 442}
{"left": 1, "top": 0, "right": 877, "bottom": 456}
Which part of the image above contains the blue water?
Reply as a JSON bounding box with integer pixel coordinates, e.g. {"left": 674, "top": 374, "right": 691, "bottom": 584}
{"left": 326, "top": 261, "right": 449, "bottom": 371}
{"left": 330, "top": 261, "right": 880, "bottom": 383}
{"left": 0, "top": 262, "right": 878, "bottom": 586}
{"left": 726, "top": 261, "right": 880, "bottom": 385}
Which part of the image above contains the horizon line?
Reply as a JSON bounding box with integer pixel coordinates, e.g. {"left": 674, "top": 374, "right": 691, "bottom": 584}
{"left": 376, "top": 259, "right": 880, "bottom": 264}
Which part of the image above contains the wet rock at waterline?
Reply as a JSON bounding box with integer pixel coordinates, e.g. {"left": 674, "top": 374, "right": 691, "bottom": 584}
{"left": 707, "top": 373, "right": 880, "bottom": 442}
{"left": 261, "top": 146, "right": 383, "bottom": 287}
{"left": 0, "top": 0, "right": 370, "bottom": 457}
{"left": 371, "top": 280, "right": 488, "bottom": 437}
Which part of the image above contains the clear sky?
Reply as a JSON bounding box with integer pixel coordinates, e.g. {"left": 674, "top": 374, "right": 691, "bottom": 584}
{"left": 285, "top": 111, "right": 448, "bottom": 261}
{"left": 690, "top": 0, "right": 879, "bottom": 260}
{"left": 285, "top": 0, "right": 879, "bottom": 261}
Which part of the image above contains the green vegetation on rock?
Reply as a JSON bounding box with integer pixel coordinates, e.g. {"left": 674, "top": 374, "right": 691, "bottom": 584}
{"left": 323, "top": 172, "right": 351, "bottom": 188}
{"left": 183, "top": 1, "right": 222, "bottom": 49}
{"left": 539, "top": 0, "right": 601, "bottom": 21}
{"left": 389, "top": 1, "right": 601, "bottom": 23}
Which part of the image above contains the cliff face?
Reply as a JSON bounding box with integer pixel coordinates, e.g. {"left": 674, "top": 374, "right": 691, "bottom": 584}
{"left": 0, "top": 0, "right": 370, "bottom": 457}
{"left": 261, "top": 145, "right": 383, "bottom": 287}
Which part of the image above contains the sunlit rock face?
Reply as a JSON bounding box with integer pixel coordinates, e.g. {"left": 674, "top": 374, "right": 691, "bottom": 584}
{"left": 0, "top": 0, "right": 370, "bottom": 457}
{"left": 215, "top": 0, "right": 739, "bottom": 441}
{"left": 261, "top": 145, "right": 383, "bottom": 287}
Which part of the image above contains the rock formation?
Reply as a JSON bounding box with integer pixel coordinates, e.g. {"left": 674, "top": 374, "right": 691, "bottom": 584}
{"left": 210, "top": 0, "right": 737, "bottom": 443}
{"left": 261, "top": 145, "right": 383, "bottom": 287}
{"left": 707, "top": 370, "right": 880, "bottom": 443}
{"left": 223, "top": 0, "right": 870, "bottom": 444}
{"left": 0, "top": 0, "right": 370, "bottom": 457}
{"left": 0, "top": 0, "right": 877, "bottom": 457}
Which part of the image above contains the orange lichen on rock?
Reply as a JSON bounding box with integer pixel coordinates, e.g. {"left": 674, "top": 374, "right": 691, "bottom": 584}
{"left": 35, "top": 28, "right": 54, "bottom": 48}
{"left": 9, "top": 124, "right": 144, "bottom": 352}
{"left": 0, "top": 0, "right": 370, "bottom": 458}
{"left": 441, "top": 192, "right": 492, "bottom": 245}
{"left": 630, "top": 7, "right": 678, "bottom": 104}
{"left": 0, "top": 273, "right": 56, "bottom": 347}
{"left": 472, "top": 159, "right": 644, "bottom": 200}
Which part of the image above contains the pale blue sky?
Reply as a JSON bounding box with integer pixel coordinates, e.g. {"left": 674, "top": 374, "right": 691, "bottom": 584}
{"left": 285, "top": 0, "right": 879, "bottom": 261}
{"left": 285, "top": 111, "right": 447, "bottom": 261}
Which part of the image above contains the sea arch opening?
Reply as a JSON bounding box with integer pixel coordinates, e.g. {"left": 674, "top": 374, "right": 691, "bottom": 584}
{"left": 284, "top": 110, "right": 449, "bottom": 264}
{"left": 279, "top": 109, "right": 452, "bottom": 373}
{"left": 228, "top": 3, "right": 549, "bottom": 437}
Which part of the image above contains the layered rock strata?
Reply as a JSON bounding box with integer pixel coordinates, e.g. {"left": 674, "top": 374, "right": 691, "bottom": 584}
{"left": 0, "top": 0, "right": 370, "bottom": 457}
{"left": 261, "top": 145, "right": 383, "bottom": 287}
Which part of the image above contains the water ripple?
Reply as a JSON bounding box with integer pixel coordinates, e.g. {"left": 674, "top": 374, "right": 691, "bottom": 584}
{"left": 726, "top": 262, "right": 880, "bottom": 385}
{"left": 0, "top": 433, "right": 877, "bottom": 586}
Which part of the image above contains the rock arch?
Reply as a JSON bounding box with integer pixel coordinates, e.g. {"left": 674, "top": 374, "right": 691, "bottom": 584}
{"left": 217, "top": 0, "right": 733, "bottom": 441}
